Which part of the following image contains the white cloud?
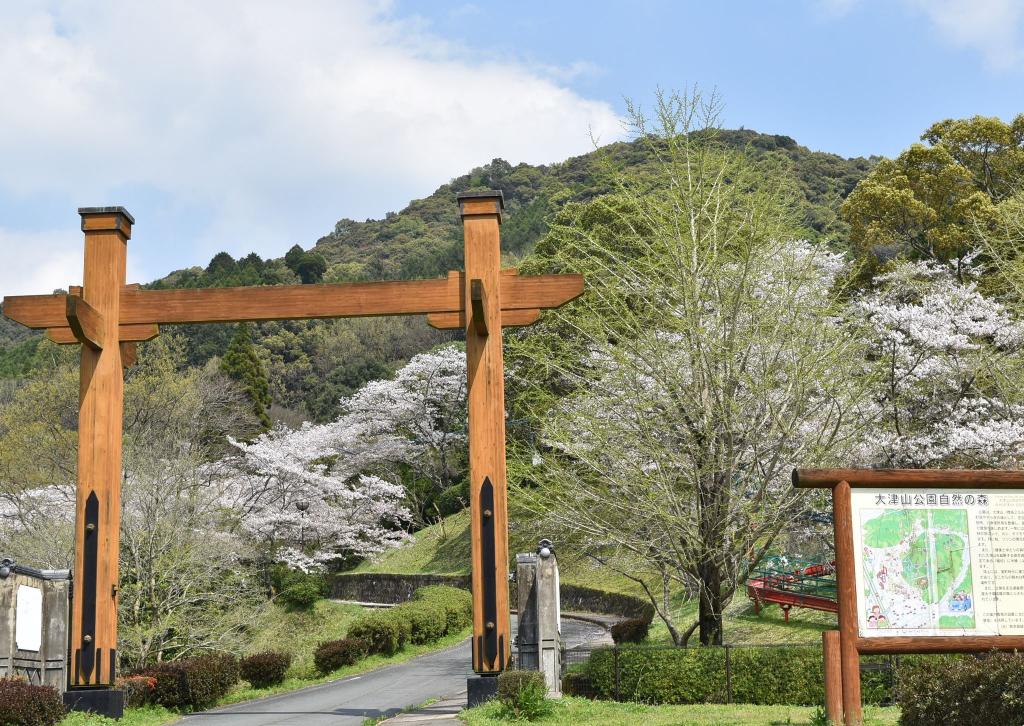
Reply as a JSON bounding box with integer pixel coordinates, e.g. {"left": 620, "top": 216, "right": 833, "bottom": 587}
{"left": 908, "top": 0, "right": 1024, "bottom": 70}
{"left": 0, "top": 1, "right": 622, "bottom": 298}
{"left": 0, "top": 228, "right": 82, "bottom": 298}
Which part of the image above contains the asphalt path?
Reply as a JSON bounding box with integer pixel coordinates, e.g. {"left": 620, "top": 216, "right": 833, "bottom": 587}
{"left": 175, "top": 615, "right": 607, "bottom": 726}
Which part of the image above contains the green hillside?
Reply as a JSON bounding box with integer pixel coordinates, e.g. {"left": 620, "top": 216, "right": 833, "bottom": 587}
{"left": 0, "top": 130, "right": 874, "bottom": 424}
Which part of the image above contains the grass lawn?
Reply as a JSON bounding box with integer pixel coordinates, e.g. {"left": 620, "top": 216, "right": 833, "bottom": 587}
{"left": 462, "top": 697, "right": 899, "bottom": 726}
{"left": 59, "top": 706, "right": 178, "bottom": 726}
{"left": 245, "top": 599, "right": 366, "bottom": 679}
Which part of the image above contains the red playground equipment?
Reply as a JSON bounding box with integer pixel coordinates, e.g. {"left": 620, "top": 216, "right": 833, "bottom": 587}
{"left": 746, "top": 557, "right": 838, "bottom": 622}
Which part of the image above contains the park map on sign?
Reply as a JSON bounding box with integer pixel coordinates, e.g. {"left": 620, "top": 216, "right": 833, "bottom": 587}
{"left": 860, "top": 509, "right": 975, "bottom": 631}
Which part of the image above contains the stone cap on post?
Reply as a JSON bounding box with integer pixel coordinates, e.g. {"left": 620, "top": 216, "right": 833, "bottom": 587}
{"left": 78, "top": 207, "right": 134, "bottom": 238}
{"left": 457, "top": 190, "right": 504, "bottom": 222}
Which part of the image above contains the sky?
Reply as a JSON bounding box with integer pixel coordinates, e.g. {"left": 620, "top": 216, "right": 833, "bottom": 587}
{"left": 0, "top": 0, "right": 1022, "bottom": 299}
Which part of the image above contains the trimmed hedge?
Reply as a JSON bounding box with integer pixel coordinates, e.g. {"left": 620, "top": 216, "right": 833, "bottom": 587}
{"left": 136, "top": 653, "right": 240, "bottom": 710}
{"left": 313, "top": 638, "right": 369, "bottom": 674}
{"left": 0, "top": 678, "right": 66, "bottom": 726}
{"left": 896, "top": 653, "right": 1024, "bottom": 726}
{"left": 346, "top": 611, "right": 404, "bottom": 655}
{"left": 584, "top": 646, "right": 894, "bottom": 706}
{"left": 610, "top": 618, "right": 650, "bottom": 644}
{"left": 395, "top": 601, "right": 447, "bottom": 644}
{"left": 240, "top": 651, "right": 293, "bottom": 688}
{"left": 345, "top": 586, "right": 472, "bottom": 655}
{"left": 412, "top": 585, "right": 473, "bottom": 633}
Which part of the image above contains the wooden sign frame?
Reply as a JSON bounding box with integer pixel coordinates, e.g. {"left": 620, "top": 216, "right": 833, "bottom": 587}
{"left": 794, "top": 468, "right": 1024, "bottom": 725}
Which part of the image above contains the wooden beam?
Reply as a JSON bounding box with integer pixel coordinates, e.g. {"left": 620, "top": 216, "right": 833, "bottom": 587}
{"left": 119, "top": 342, "right": 138, "bottom": 369}
{"left": 794, "top": 468, "right": 1024, "bottom": 489}
{"left": 823, "top": 631, "right": 843, "bottom": 726}
{"left": 460, "top": 190, "right": 512, "bottom": 675}
{"left": 47, "top": 324, "right": 160, "bottom": 345}
{"left": 833, "top": 480, "right": 863, "bottom": 725}
{"left": 66, "top": 296, "right": 104, "bottom": 350}
{"left": 426, "top": 308, "right": 541, "bottom": 330}
{"left": 470, "top": 279, "right": 488, "bottom": 336}
{"left": 70, "top": 205, "right": 130, "bottom": 688}
{"left": 2, "top": 273, "right": 583, "bottom": 329}
{"left": 857, "top": 636, "right": 1024, "bottom": 654}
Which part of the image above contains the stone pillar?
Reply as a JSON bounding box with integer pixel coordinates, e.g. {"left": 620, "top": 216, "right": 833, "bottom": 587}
{"left": 515, "top": 540, "right": 561, "bottom": 696}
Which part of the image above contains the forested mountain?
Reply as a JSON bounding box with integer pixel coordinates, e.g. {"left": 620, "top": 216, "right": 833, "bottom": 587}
{"left": 0, "top": 130, "right": 875, "bottom": 421}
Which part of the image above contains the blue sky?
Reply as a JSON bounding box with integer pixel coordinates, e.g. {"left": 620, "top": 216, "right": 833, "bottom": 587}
{"left": 0, "top": 0, "right": 1021, "bottom": 299}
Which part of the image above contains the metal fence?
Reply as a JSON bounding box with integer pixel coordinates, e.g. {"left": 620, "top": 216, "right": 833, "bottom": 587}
{"left": 553, "top": 644, "right": 899, "bottom": 705}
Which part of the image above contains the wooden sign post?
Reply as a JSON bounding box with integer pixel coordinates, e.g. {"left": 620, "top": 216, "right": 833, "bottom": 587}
{"left": 794, "top": 468, "right": 1024, "bottom": 726}
{"left": 4, "top": 192, "right": 580, "bottom": 716}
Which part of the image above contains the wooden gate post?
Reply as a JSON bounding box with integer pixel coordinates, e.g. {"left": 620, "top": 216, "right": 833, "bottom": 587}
{"left": 823, "top": 629, "right": 843, "bottom": 724}
{"left": 459, "top": 191, "right": 512, "bottom": 681}
{"left": 833, "top": 480, "right": 863, "bottom": 725}
{"left": 68, "top": 208, "right": 131, "bottom": 699}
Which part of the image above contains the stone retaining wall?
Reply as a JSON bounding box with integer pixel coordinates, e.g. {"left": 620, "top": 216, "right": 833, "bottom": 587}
{"left": 329, "top": 572, "right": 654, "bottom": 622}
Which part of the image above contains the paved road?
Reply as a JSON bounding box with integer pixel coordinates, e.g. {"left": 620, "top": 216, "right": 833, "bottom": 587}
{"left": 175, "top": 616, "right": 606, "bottom": 726}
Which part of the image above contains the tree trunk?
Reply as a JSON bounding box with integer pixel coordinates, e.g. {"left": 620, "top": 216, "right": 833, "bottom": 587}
{"left": 697, "top": 470, "right": 729, "bottom": 646}
{"left": 698, "top": 558, "right": 724, "bottom": 645}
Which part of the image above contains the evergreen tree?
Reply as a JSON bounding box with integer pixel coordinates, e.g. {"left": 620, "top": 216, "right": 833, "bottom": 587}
{"left": 221, "top": 323, "right": 272, "bottom": 430}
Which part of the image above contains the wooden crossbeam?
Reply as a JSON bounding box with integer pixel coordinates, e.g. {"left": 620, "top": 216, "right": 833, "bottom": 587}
{"left": 47, "top": 324, "right": 160, "bottom": 345}
{"left": 66, "top": 296, "right": 104, "bottom": 350}
{"left": 427, "top": 308, "right": 541, "bottom": 330}
{"left": 3, "top": 273, "right": 583, "bottom": 329}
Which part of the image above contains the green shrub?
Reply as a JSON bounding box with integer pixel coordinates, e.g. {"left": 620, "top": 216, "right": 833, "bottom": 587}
{"left": 240, "top": 651, "right": 293, "bottom": 688}
{"left": 313, "top": 638, "right": 368, "bottom": 674}
{"left": 896, "top": 652, "right": 1024, "bottom": 726}
{"left": 585, "top": 646, "right": 894, "bottom": 706}
{"left": 119, "top": 674, "right": 157, "bottom": 707}
{"left": 136, "top": 653, "right": 240, "bottom": 710}
{"left": 0, "top": 678, "right": 66, "bottom": 726}
{"left": 729, "top": 647, "right": 823, "bottom": 705}
{"left": 387, "top": 607, "right": 414, "bottom": 649}
{"left": 412, "top": 585, "right": 472, "bottom": 633}
{"left": 561, "top": 671, "right": 594, "bottom": 698}
{"left": 395, "top": 601, "right": 447, "bottom": 644}
{"left": 610, "top": 618, "right": 650, "bottom": 644}
{"left": 347, "top": 611, "right": 403, "bottom": 655}
{"left": 270, "top": 566, "right": 327, "bottom": 611}
{"left": 589, "top": 646, "right": 725, "bottom": 704}
{"left": 435, "top": 482, "right": 468, "bottom": 516}
{"left": 497, "top": 670, "right": 552, "bottom": 721}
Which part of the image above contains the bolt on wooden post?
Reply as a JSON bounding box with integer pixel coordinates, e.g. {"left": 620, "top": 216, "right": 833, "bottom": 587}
{"left": 458, "top": 191, "right": 512, "bottom": 674}
{"left": 71, "top": 207, "right": 132, "bottom": 687}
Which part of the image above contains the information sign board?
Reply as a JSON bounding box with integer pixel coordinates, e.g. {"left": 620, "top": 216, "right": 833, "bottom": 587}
{"left": 15, "top": 584, "right": 43, "bottom": 652}
{"left": 851, "top": 488, "right": 1024, "bottom": 638}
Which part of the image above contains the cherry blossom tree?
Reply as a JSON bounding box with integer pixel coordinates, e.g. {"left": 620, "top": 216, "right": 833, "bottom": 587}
{"left": 221, "top": 344, "right": 469, "bottom": 568}
{"left": 221, "top": 421, "right": 412, "bottom": 572}
{"left": 857, "top": 257, "right": 1024, "bottom": 468}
